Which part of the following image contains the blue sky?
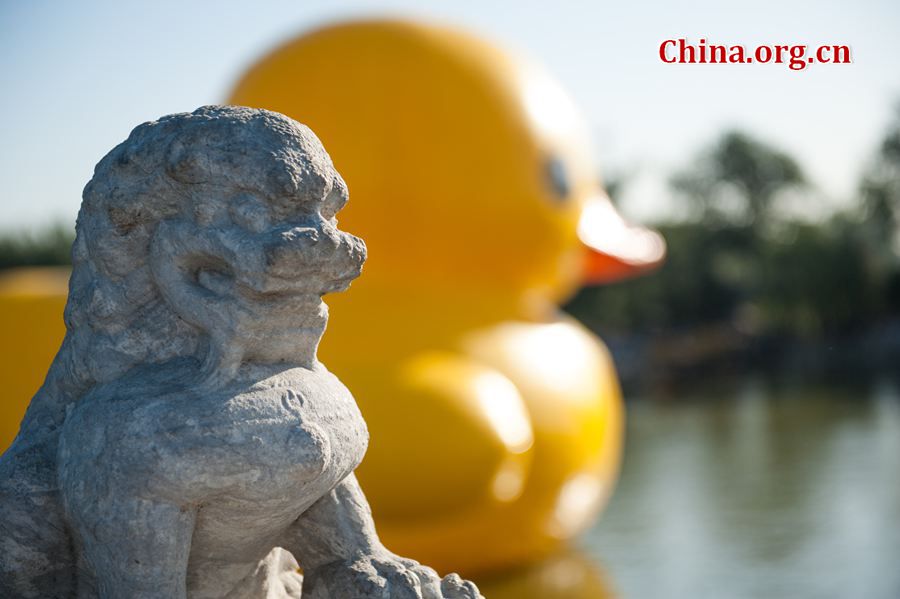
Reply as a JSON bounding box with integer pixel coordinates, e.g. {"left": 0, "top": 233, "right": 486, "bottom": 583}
{"left": 1, "top": 0, "right": 898, "bottom": 230}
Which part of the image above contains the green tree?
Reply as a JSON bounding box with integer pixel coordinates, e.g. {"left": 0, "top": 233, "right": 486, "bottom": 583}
{"left": 567, "top": 128, "right": 877, "bottom": 342}
{"left": 671, "top": 130, "right": 805, "bottom": 226}
{"left": 857, "top": 105, "right": 900, "bottom": 315}
{"left": 860, "top": 105, "right": 900, "bottom": 256}
{"left": 0, "top": 224, "right": 75, "bottom": 270}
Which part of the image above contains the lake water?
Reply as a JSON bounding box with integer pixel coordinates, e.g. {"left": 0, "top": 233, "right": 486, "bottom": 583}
{"left": 580, "top": 378, "right": 900, "bottom": 599}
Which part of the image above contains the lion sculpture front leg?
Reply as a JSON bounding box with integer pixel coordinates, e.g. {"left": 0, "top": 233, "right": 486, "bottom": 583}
{"left": 0, "top": 106, "right": 482, "bottom": 599}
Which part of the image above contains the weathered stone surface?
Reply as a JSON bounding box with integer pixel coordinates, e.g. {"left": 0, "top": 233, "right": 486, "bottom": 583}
{"left": 0, "top": 105, "right": 483, "bottom": 599}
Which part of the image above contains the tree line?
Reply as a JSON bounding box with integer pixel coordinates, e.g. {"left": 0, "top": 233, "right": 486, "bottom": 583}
{"left": 566, "top": 106, "right": 900, "bottom": 382}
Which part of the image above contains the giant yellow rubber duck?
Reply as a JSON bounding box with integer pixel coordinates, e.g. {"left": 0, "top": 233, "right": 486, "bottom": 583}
{"left": 229, "top": 19, "right": 664, "bottom": 575}
{"left": 0, "top": 268, "right": 68, "bottom": 450}
{"left": 474, "top": 549, "right": 618, "bottom": 599}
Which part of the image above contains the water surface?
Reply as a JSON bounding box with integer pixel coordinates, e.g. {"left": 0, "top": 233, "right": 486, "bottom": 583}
{"left": 582, "top": 378, "right": 900, "bottom": 599}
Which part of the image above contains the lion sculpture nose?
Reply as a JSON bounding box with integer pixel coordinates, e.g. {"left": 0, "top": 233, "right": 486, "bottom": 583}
{"left": 264, "top": 222, "right": 365, "bottom": 285}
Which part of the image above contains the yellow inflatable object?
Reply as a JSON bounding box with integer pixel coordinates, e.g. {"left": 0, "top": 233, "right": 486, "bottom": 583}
{"left": 0, "top": 268, "right": 68, "bottom": 450}
{"left": 474, "top": 549, "right": 618, "bottom": 599}
{"left": 230, "top": 18, "right": 664, "bottom": 575}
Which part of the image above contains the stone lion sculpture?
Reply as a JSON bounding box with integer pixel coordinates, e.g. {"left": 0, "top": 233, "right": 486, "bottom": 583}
{"left": 0, "top": 106, "right": 483, "bottom": 599}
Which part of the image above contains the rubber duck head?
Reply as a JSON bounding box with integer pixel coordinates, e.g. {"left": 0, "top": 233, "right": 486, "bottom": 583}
{"left": 229, "top": 18, "right": 665, "bottom": 310}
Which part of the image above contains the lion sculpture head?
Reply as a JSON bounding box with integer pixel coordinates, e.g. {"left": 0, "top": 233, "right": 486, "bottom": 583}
{"left": 19, "top": 105, "right": 367, "bottom": 442}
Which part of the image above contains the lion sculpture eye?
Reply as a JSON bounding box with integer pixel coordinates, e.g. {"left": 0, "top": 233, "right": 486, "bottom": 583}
{"left": 321, "top": 179, "right": 349, "bottom": 221}
{"left": 230, "top": 194, "right": 272, "bottom": 233}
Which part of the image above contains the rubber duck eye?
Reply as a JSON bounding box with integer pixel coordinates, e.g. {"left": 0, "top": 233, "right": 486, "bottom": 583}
{"left": 545, "top": 156, "right": 571, "bottom": 202}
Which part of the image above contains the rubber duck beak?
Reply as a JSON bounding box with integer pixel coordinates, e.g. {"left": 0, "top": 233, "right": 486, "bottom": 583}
{"left": 577, "top": 193, "right": 666, "bottom": 285}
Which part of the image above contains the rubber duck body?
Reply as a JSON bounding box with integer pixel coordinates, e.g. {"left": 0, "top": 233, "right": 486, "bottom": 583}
{"left": 230, "top": 19, "right": 664, "bottom": 575}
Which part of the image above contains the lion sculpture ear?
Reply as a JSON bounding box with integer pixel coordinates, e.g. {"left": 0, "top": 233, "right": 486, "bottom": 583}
{"left": 166, "top": 133, "right": 211, "bottom": 185}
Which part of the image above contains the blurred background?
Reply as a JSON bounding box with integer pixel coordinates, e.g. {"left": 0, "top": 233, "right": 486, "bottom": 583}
{"left": 3, "top": 1, "right": 900, "bottom": 598}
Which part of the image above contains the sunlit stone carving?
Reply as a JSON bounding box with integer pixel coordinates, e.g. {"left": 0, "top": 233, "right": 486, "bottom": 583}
{"left": 0, "top": 106, "right": 483, "bottom": 599}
